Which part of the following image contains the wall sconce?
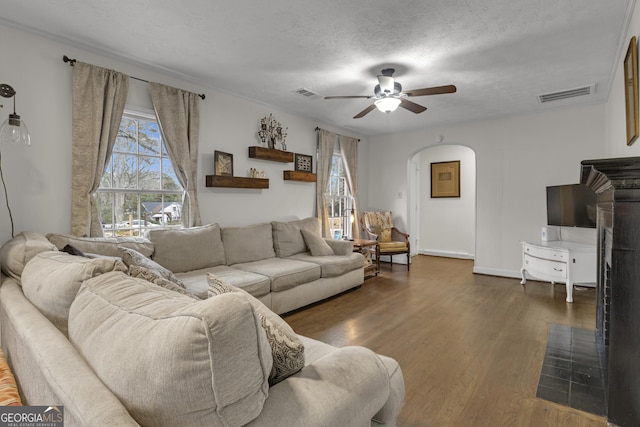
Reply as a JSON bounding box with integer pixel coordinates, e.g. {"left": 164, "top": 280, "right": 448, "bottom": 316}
{"left": 0, "top": 84, "right": 31, "bottom": 146}
{"left": 0, "top": 83, "right": 30, "bottom": 238}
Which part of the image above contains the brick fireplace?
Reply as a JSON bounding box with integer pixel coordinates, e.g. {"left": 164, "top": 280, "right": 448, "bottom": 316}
{"left": 581, "top": 157, "right": 640, "bottom": 427}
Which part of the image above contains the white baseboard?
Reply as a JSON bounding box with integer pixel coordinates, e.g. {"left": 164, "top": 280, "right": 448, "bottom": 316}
{"left": 472, "top": 266, "right": 522, "bottom": 279}
{"left": 418, "top": 249, "right": 475, "bottom": 260}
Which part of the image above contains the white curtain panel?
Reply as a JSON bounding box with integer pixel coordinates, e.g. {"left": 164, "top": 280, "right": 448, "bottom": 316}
{"left": 71, "top": 62, "right": 129, "bottom": 237}
{"left": 340, "top": 136, "right": 360, "bottom": 239}
{"left": 316, "top": 129, "right": 337, "bottom": 237}
{"left": 149, "top": 82, "right": 202, "bottom": 228}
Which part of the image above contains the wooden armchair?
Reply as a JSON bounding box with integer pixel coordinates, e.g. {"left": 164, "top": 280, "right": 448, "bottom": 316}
{"left": 362, "top": 211, "right": 410, "bottom": 270}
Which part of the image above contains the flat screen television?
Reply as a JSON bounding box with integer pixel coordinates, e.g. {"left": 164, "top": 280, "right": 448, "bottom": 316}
{"left": 546, "top": 184, "right": 597, "bottom": 228}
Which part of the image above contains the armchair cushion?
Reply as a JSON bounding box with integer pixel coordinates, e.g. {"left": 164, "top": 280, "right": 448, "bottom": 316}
{"left": 379, "top": 242, "right": 409, "bottom": 251}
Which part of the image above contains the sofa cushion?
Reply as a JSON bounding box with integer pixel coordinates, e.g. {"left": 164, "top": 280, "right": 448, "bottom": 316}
{"left": 233, "top": 258, "right": 321, "bottom": 292}
{"left": 128, "top": 265, "right": 198, "bottom": 299}
{"left": 175, "top": 265, "right": 271, "bottom": 300}
{"left": 46, "top": 233, "right": 154, "bottom": 258}
{"left": 271, "top": 217, "right": 321, "bottom": 258}
{"left": 207, "top": 274, "right": 304, "bottom": 385}
{"left": 288, "top": 252, "right": 365, "bottom": 278}
{"left": 21, "top": 251, "right": 127, "bottom": 336}
{"left": 223, "top": 223, "right": 275, "bottom": 265}
{"left": 0, "top": 231, "right": 57, "bottom": 280}
{"left": 145, "top": 223, "right": 226, "bottom": 273}
{"left": 300, "top": 229, "right": 334, "bottom": 256}
{"left": 119, "top": 246, "right": 184, "bottom": 287}
{"left": 68, "top": 271, "right": 272, "bottom": 427}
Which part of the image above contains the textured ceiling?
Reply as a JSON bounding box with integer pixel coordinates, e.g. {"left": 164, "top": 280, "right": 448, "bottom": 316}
{"left": 0, "top": 0, "right": 634, "bottom": 136}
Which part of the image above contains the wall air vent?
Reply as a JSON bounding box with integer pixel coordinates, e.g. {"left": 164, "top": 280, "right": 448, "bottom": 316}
{"left": 293, "top": 88, "right": 321, "bottom": 99}
{"left": 538, "top": 84, "right": 595, "bottom": 103}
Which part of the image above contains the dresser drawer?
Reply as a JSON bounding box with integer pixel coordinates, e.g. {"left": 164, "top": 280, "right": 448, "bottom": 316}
{"left": 523, "top": 244, "right": 568, "bottom": 262}
{"left": 524, "top": 254, "right": 566, "bottom": 282}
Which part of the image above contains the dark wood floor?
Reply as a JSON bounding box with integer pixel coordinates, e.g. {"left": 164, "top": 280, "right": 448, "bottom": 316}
{"left": 283, "top": 255, "right": 606, "bottom": 427}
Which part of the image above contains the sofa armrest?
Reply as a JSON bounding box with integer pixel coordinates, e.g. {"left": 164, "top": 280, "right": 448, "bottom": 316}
{"left": 0, "top": 280, "right": 140, "bottom": 426}
{"left": 246, "top": 346, "right": 391, "bottom": 427}
{"left": 324, "top": 238, "right": 353, "bottom": 256}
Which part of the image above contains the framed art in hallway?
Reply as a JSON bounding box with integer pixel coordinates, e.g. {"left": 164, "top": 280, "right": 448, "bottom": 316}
{"left": 214, "top": 151, "right": 234, "bottom": 176}
{"left": 624, "top": 36, "right": 638, "bottom": 146}
{"left": 431, "top": 160, "right": 460, "bottom": 198}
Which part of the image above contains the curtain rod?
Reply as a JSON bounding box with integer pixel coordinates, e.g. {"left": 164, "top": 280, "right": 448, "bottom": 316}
{"left": 314, "top": 127, "right": 360, "bottom": 142}
{"left": 62, "top": 55, "right": 206, "bottom": 100}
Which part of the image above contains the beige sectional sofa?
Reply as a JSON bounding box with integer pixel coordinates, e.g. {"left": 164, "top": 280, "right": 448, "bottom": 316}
{"left": 142, "top": 217, "right": 365, "bottom": 314}
{"left": 0, "top": 217, "right": 405, "bottom": 426}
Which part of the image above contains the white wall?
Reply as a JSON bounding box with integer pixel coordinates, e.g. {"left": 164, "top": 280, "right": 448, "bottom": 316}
{"left": 0, "top": 21, "right": 611, "bottom": 279}
{"left": 417, "top": 145, "right": 476, "bottom": 259}
{"left": 606, "top": 0, "right": 640, "bottom": 156}
{"left": 366, "top": 105, "right": 605, "bottom": 277}
{"left": 0, "top": 23, "right": 366, "bottom": 245}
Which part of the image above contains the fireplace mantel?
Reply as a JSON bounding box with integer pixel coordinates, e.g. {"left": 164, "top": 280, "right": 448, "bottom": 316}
{"left": 581, "top": 156, "right": 640, "bottom": 427}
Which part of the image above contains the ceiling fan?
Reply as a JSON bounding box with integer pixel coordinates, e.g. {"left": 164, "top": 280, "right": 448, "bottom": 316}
{"left": 324, "top": 68, "right": 456, "bottom": 119}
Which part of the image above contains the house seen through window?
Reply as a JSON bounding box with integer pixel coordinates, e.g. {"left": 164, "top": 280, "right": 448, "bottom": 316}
{"left": 97, "top": 109, "right": 183, "bottom": 237}
{"left": 326, "top": 151, "right": 353, "bottom": 239}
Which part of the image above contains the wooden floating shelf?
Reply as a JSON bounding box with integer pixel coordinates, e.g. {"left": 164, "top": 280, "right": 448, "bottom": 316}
{"left": 248, "top": 146, "right": 294, "bottom": 163}
{"left": 283, "top": 170, "right": 316, "bottom": 182}
{"left": 206, "top": 175, "right": 269, "bottom": 189}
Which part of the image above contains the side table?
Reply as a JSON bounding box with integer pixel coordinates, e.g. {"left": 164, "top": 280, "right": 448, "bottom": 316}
{"left": 352, "top": 239, "right": 380, "bottom": 277}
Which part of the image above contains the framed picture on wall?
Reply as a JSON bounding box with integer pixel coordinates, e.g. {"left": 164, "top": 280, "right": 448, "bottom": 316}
{"left": 431, "top": 160, "right": 460, "bottom": 198}
{"left": 214, "top": 151, "right": 234, "bottom": 176}
{"left": 294, "top": 153, "right": 313, "bottom": 172}
{"left": 624, "top": 36, "right": 639, "bottom": 146}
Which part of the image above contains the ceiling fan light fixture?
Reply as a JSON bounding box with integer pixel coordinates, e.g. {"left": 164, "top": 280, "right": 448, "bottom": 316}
{"left": 375, "top": 97, "right": 401, "bottom": 113}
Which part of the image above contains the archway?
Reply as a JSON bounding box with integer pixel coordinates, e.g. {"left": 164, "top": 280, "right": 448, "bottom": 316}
{"left": 408, "top": 144, "right": 476, "bottom": 259}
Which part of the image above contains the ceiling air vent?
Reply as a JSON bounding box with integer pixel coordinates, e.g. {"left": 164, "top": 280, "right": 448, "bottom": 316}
{"left": 293, "top": 88, "right": 321, "bottom": 99}
{"left": 538, "top": 84, "right": 595, "bottom": 103}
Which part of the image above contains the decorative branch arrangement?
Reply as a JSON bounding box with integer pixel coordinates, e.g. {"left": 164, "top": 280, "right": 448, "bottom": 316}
{"left": 257, "top": 114, "right": 288, "bottom": 150}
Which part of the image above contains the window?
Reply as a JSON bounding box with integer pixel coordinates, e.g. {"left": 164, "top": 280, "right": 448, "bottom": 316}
{"left": 325, "top": 151, "right": 353, "bottom": 239}
{"left": 97, "top": 109, "right": 183, "bottom": 236}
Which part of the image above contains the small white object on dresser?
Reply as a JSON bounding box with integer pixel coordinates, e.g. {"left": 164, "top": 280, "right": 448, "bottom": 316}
{"left": 520, "top": 240, "right": 596, "bottom": 303}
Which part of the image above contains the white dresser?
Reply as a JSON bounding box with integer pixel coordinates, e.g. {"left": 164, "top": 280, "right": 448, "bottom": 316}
{"left": 520, "top": 240, "right": 596, "bottom": 302}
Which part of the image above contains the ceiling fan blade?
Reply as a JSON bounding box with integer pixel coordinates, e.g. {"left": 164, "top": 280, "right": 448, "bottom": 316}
{"left": 403, "top": 85, "right": 457, "bottom": 97}
{"left": 399, "top": 99, "right": 427, "bottom": 114}
{"left": 354, "top": 104, "right": 377, "bottom": 119}
{"left": 324, "top": 95, "right": 371, "bottom": 99}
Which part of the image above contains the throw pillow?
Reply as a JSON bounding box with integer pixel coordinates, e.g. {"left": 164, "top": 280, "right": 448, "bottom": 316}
{"left": 128, "top": 265, "right": 199, "bottom": 300}
{"left": 300, "top": 229, "right": 335, "bottom": 256}
{"left": 207, "top": 273, "right": 305, "bottom": 385}
{"left": 118, "top": 247, "right": 184, "bottom": 288}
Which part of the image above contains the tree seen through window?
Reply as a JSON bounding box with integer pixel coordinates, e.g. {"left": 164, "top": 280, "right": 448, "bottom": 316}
{"left": 97, "top": 110, "right": 183, "bottom": 236}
